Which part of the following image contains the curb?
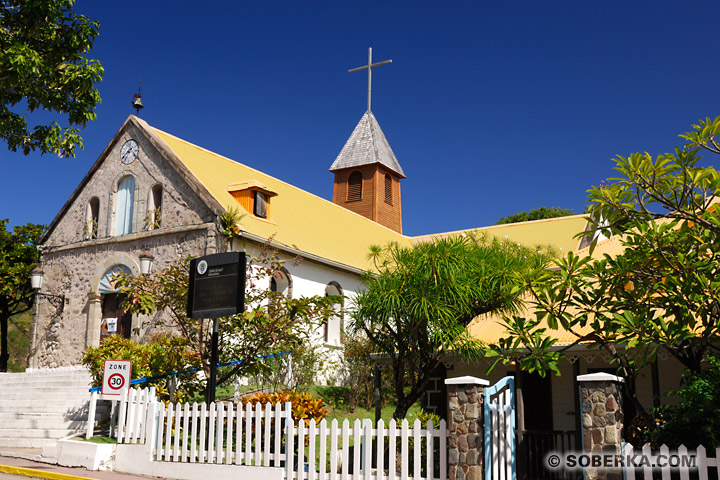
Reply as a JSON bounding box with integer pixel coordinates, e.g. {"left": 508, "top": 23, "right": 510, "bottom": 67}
{"left": 0, "top": 464, "right": 100, "bottom": 480}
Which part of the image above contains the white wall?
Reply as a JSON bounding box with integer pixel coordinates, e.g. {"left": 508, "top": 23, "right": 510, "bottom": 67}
{"left": 236, "top": 241, "right": 366, "bottom": 384}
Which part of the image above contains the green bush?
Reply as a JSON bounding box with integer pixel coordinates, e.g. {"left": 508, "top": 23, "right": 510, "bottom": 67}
{"left": 82, "top": 333, "right": 201, "bottom": 402}
{"left": 651, "top": 355, "right": 720, "bottom": 448}
{"left": 315, "top": 385, "right": 351, "bottom": 409}
{"left": 341, "top": 332, "right": 395, "bottom": 412}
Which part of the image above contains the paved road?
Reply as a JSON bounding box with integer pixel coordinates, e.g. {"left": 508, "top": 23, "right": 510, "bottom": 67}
{"left": 0, "top": 456, "right": 163, "bottom": 480}
{"left": 0, "top": 474, "right": 50, "bottom": 480}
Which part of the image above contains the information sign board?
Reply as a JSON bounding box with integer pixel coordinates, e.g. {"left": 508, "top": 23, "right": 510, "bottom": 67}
{"left": 187, "top": 252, "right": 246, "bottom": 319}
{"left": 101, "top": 360, "right": 132, "bottom": 396}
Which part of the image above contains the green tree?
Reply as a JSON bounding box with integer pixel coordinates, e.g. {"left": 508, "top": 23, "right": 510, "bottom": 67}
{"left": 351, "top": 234, "right": 552, "bottom": 419}
{"left": 114, "top": 247, "right": 338, "bottom": 394}
{"left": 651, "top": 355, "right": 720, "bottom": 448}
{"left": 493, "top": 117, "right": 720, "bottom": 441}
{"left": 0, "top": 219, "right": 44, "bottom": 372}
{"left": 7, "top": 311, "right": 32, "bottom": 372}
{"left": 0, "top": 0, "right": 103, "bottom": 158}
{"left": 496, "top": 207, "right": 576, "bottom": 225}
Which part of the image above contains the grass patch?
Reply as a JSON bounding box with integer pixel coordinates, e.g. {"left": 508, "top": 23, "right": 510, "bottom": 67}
{"left": 83, "top": 436, "right": 117, "bottom": 444}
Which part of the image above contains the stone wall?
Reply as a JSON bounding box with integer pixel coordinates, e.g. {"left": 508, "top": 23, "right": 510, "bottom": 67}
{"left": 578, "top": 373, "right": 624, "bottom": 480}
{"left": 46, "top": 126, "right": 216, "bottom": 248}
{"left": 446, "top": 377, "right": 487, "bottom": 480}
{"left": 33, "top": 227, "right": 218, "bottom": 367}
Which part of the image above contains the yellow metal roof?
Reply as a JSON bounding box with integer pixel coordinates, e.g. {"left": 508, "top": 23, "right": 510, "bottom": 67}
{"left": 150, "top": 124, "right": 591, "bottom": 272}
{"left": 413, "top": 215, "right": 589, "bottom": 253}
{"left": 153, "top": 128, "right": 412, "bottom": 272}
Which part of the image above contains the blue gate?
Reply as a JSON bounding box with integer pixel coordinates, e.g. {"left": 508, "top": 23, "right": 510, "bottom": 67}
{"left": 484, "top": 376, "right": 517, "bottom": 480}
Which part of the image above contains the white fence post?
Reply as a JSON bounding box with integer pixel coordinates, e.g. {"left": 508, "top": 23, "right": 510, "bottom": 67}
{"left": 145, "top": 396, "right": 161, "bottom": 461}
{"left": 286, "top": 402, "right": 295, "bottom": 480}
{"left": 86, "top": 390, "right": 98, "bottom": 439}
{"left": 117, "top": 387, "right": 128, "bottom": 443}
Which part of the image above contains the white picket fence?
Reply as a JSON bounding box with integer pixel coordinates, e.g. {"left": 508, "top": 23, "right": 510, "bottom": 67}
{"left": 623, "top": 443, "right": 720, "bottom": 480}
{"left": 86, "top": 386, "right": 158, "bottom": 440}
{"left": 106, "top": 387, "right": 447, "bottom": 480}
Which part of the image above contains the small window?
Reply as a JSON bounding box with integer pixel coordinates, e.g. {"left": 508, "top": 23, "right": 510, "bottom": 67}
{"left": 115, "top": 176, "right": 135, "bottom": 235}
{"left": 384, "top": 174, "right": 393, "bottom": 205}
{"left": 146, "top": 185, "right": 163, "bottom": 230}
{"left": 324, "top": 282, "right": 344, "bottom": 344}
{"left": 254, "top": 190, "right": 268, "bottom": 218}
{"left": 270, "top": 268, "right": 291, "bottom": 297}
{"left": 347, "top": 171, "right": 363, "bottom": 202}
{"left": 85, "top": 197, "right": 100, "bottom": 239}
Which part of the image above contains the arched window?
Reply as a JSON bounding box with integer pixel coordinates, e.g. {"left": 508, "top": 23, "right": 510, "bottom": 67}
{"left": 384, "top": 174, "right": 393, "bottom": 205}
{"left": 146, "top": 184, "right": 163, "bottom": 230}
{"left": 85, "top": 197, "right": 100, "bottom": 239}
{"left": 347, "top": 171, "right": 363, "bottom": 202}
{"left": 270, "top": 267, "right": 292, "bottom": 298}
{"left": 324, "top": 282, "right": 344, "bottom": 345}
{"left": 115, "top": 176, "right": 135, "bottom": 235}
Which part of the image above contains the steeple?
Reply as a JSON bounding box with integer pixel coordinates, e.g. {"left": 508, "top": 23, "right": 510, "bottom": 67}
{"left": 330, "top": 112, "right": 405, "bottom": 233}
{"left": 329, "top": 111, "right": 405, "bottom": 178}
{"left": 330, "top": 48, "right": 405, "bottom": 233}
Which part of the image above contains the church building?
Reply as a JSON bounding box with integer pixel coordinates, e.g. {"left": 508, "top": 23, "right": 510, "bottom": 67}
{"left": 29, "top": 109, "right": 586, "bottom": 370}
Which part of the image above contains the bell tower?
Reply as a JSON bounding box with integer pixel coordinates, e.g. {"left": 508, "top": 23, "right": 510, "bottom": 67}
{"left": 329, "top": 48, "right": 405, "bottom": 233}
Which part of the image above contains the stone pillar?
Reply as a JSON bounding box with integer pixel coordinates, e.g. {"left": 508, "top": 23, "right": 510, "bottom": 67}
{"left": 577, "top": 372, "right": 624, "bottom": 480}
{"left": 445, "top": 376, "right": 489, "bottom": 480}
{"left": 86, "top": 292, "right": 103, "bottom": 348}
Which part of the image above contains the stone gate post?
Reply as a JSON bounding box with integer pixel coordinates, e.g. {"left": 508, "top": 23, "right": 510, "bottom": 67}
{"left": 577, "top": 372, "right": 625, "bottom": 480}
{"left": 445, "top": 376, "right": 489, "bottom": 480}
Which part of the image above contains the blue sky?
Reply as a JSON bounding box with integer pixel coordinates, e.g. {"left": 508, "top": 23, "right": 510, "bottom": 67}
{"left": 3, "top": 1, "right": 720, "bottom": 236}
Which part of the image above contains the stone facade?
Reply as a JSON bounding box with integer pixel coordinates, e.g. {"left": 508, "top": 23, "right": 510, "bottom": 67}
{"left": 30, "top": 116, "right": 364, "bottom": 371}
{"left": 446, "top": 377, "right": 486, "bottom": 480}
{"left": 31, "top": 118, "right": 223, "bottom": 368}
{"left": 578, "top": 373, "right": 624, "bottom": 480}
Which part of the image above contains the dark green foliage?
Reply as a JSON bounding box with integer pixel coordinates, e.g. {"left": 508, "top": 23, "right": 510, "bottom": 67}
{"left": 0, "top": 219, "right": 44, "bottom": 372}
{"left": 651, "top": 355, "right": 720, "bottom": 448}
{"left": 7, "top": 311, "right": 31, "bottom": 372}
{"left": 496, "top": 207, "right": 576, "bottom": 225}
{"left": 0, "top": 0, "right": 103, "bottom": 157}
{"left": 315, "top": 385, "right": 351, "bottom": 409}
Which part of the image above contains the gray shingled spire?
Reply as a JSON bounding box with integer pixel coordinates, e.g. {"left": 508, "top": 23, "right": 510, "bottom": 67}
{"left": 329, "top": 111, "right": 405, "bottom": 178}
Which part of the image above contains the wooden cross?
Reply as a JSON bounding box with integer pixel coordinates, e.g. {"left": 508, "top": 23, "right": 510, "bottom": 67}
{"left": 348, "top": 47, "right": 392, "bottom": 112}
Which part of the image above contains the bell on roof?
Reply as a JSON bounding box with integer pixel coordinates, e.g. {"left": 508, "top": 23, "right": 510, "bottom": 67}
{"left": 131, "top": 83, "right": 144, "bottom": 117}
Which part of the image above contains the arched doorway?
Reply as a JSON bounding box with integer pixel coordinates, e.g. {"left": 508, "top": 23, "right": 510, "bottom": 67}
{"left": 98, "top": 265, "right": 133, "bottom": 340}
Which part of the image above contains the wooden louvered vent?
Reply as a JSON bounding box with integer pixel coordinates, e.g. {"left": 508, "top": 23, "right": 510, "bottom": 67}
{"left": 384, "top": 174, "right": 392, "bottom": 204}
{"left": 347, "top": 171, "right": 362, "bottom": 202}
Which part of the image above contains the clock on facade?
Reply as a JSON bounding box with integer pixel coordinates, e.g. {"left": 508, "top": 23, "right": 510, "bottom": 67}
{"left": 120, "top": 139, "right": 139, "bottom": 164}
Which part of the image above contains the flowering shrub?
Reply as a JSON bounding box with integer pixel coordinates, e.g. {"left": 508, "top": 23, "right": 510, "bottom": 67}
{"left": 240, "top": 390, "right": 327, "bottom": 423}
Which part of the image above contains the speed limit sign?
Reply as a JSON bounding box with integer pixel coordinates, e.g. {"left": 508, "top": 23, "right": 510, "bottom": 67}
{"left": 102, "top": 360, "right": 132, "bottom": 396}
